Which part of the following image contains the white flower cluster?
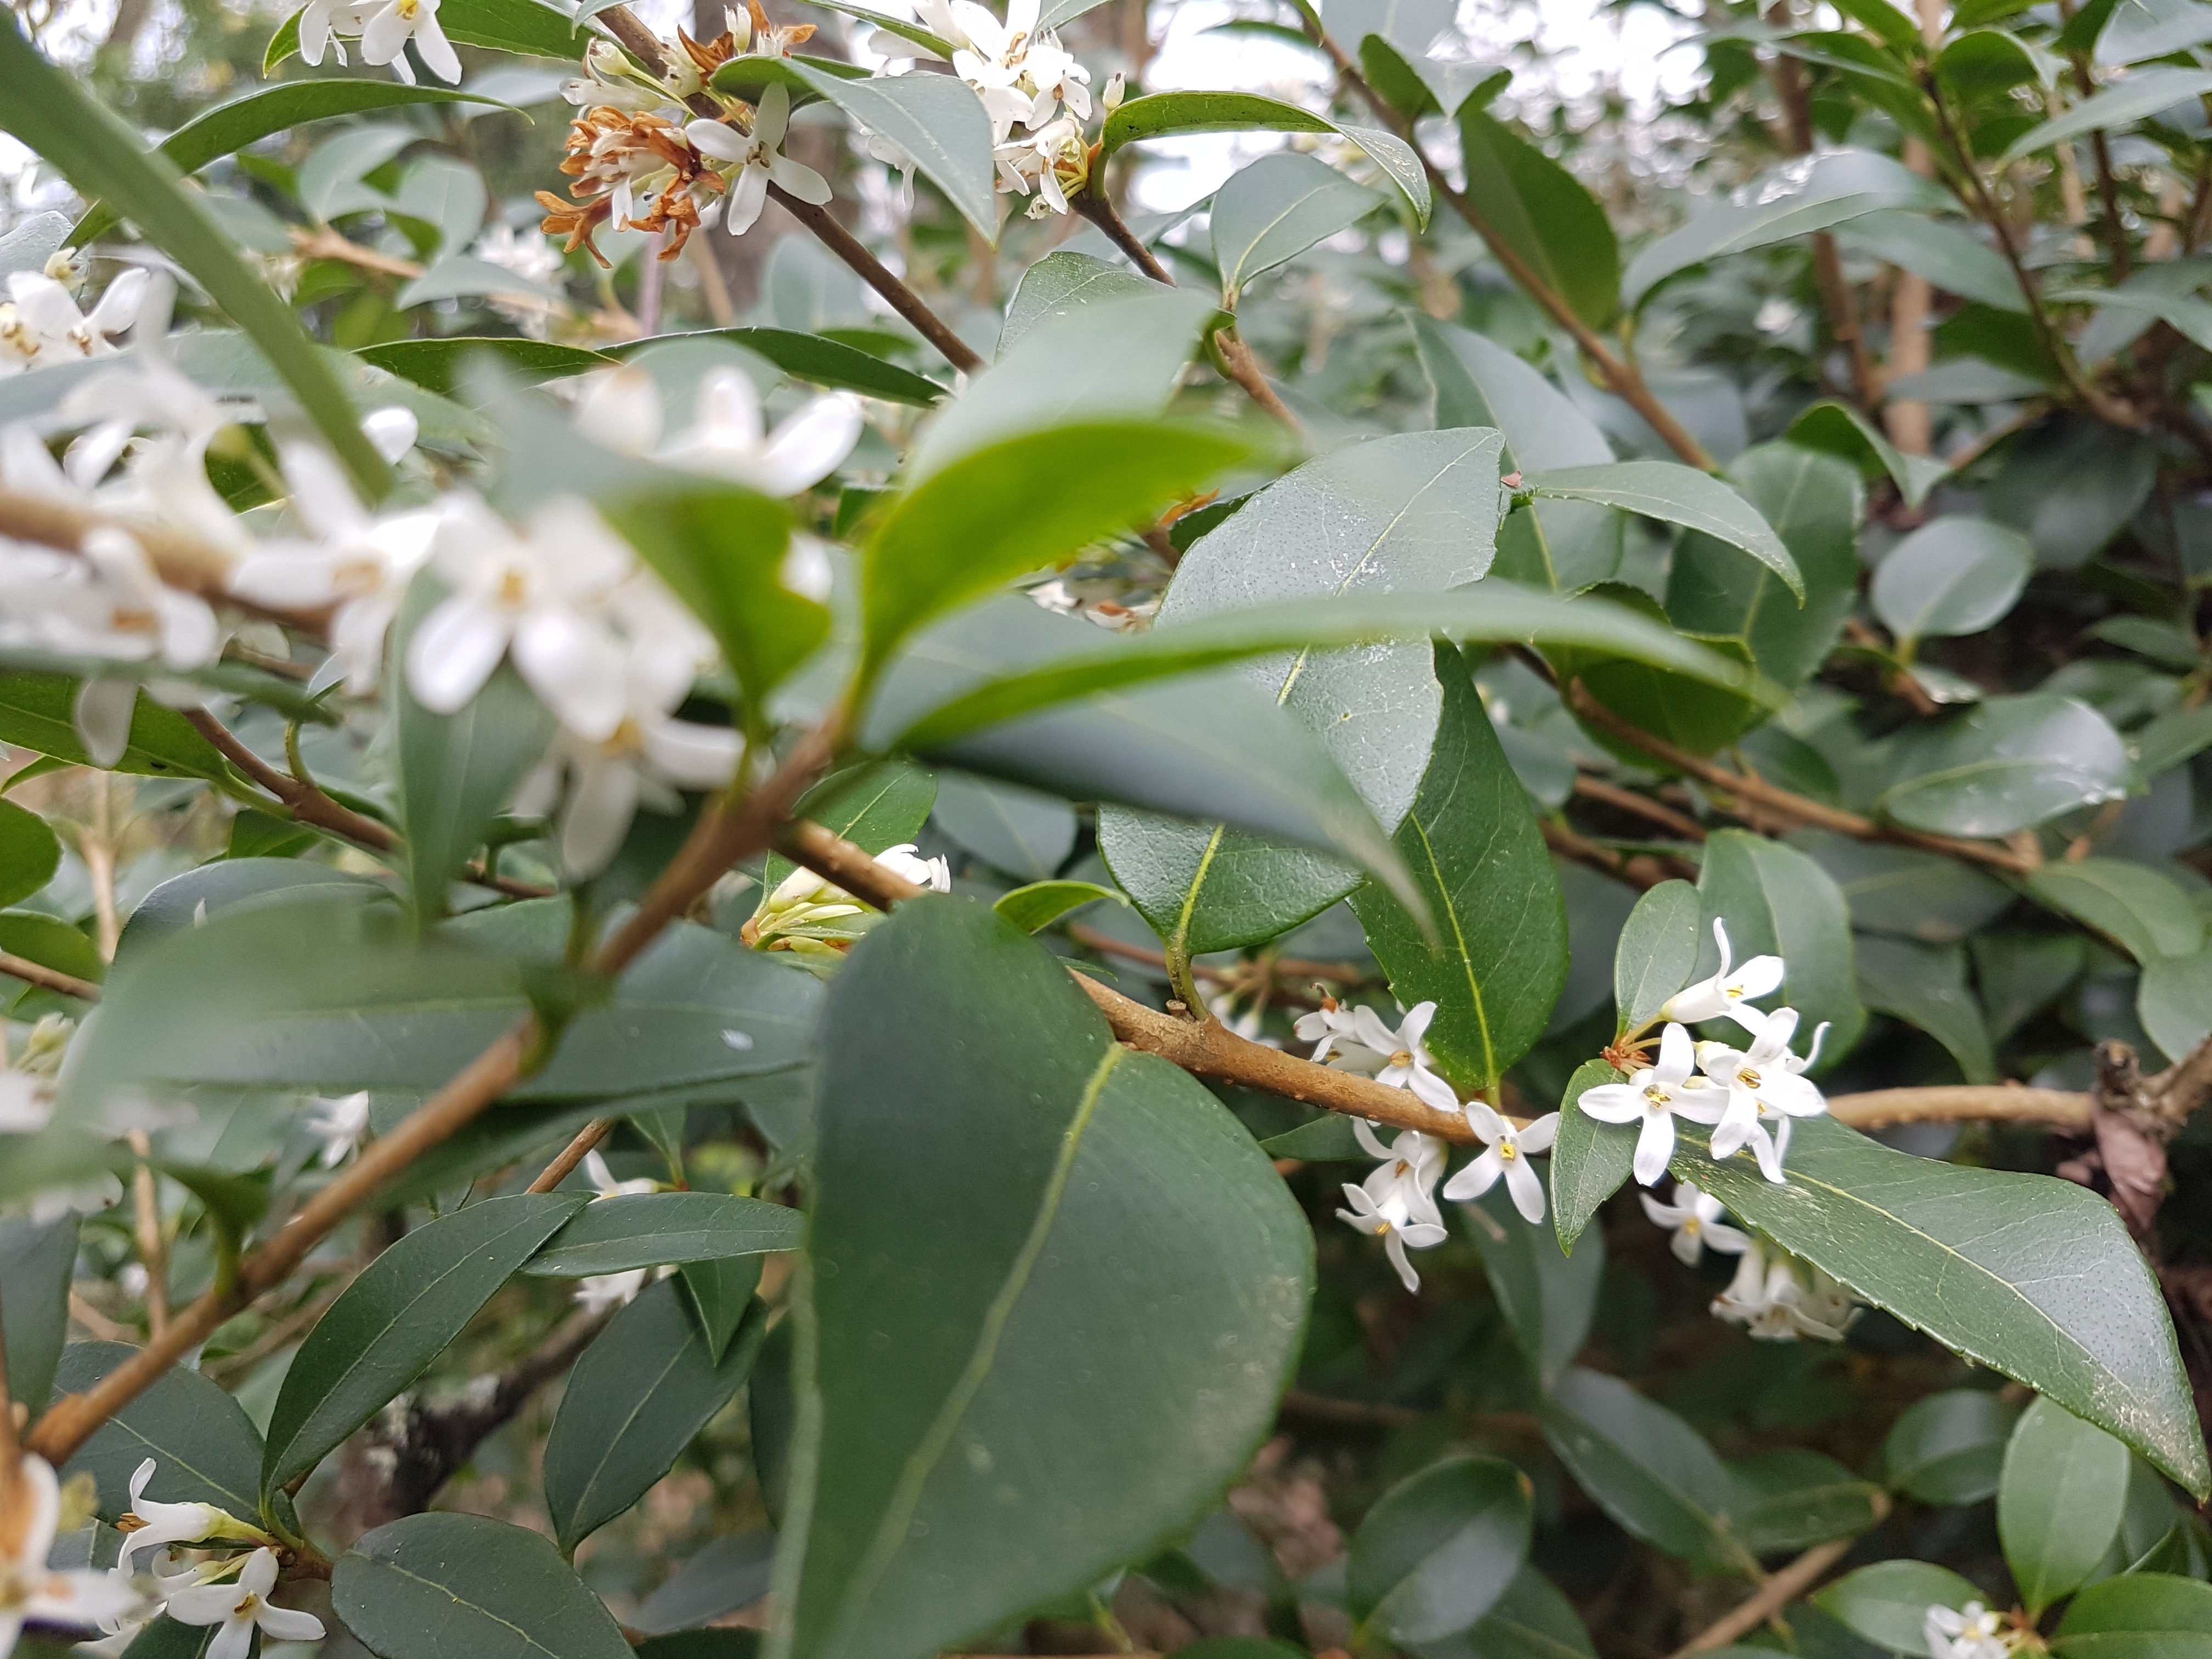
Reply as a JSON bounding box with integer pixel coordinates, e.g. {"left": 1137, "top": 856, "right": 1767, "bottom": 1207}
{"left": 1578, "top": 921, "right": 1830, "bottom": 1188}
{"left": 1294, "top": 999, "right": 1560, "bottom": 1293}
{"left": 296, "top": 0, "right": 462, "bottom": 84}
{"left": 1, "top": 269, "right": 146, "bottom": 377}
{"left": 1713, "top": 1237, "right": 1860, "bottom": 1342}
{"left": 1926, "top": 1602, "right": 2018, "bottom": 1659}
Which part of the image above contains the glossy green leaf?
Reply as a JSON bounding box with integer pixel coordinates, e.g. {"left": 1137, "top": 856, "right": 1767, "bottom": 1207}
{"left": 262, "top": 1193, "right": 584, "bottom": 1494}
{"left": 0, "top": 15, "right": 389, "bottom": 496}
{"left": 862, "top": 419, "right": 1249, "bottom": 679}
{"left": 932, "top": 773, "right": 1075, "bottom": 880}
{"left": 787, "top": 61, "right": 997, "bottom": 240}
{"left": 1099, "top": 91, "right": 1427, "bottom": 221}
{"left": 1348, "top": 1455, "right": 1533, "bottom": 1644}
{"left": 360, "top": 337, "right": 612, "bottom": 398}
{"left": 609, "top": 326, "right": 947, "bottom": 406}
{"left": 1815, "top": 1561, "right": 1987, "bottom": 1654}
{"left": 0, "top": 672, "right": 234, "bottom": 782}
{"left": 334, "top": 1512, "right": 634, "bottom": 1659}
{"left": 1881, "top": 695, "right": 2132, "bottom": 838}
{"left": 762, "top": 759, "right": 938, "bottom": 902}
{"left": 2139, "top": 945, "right": 2212, "bottom": 1065}
{"left": 1695, "top": 829, "right": 1865, "bottom": 1059}
{"left": 778, "top": 896, "right": 1313, "bottom": 1658}
{"left": 0, "top": 1215, "right": 76, "bottom": 1419}
{"left": 53, "top": 1341, "right": 262, "bottom": 1519}
{"left": 1539, "top": 1366, "right": 1755, "bottom": 1572}
{"left": 1673, "top": 1115, "right": 2209, "bottom": 1497}
{"left": 1798, "top": 831, "right": 2014, "bottom": 944}
{"left": 524, "top": 1193, "right": 804, "bottom": 1277}
{"left": 681, "top": 1256, "right": 766, "bottom": 1363}
{"left": 635, "top": 1528, "right": 777, "bottom": 1635}
{"left": 2025, "top": 859, "right": 2204, "bottom": 963}
{"left": 1884, "top": 1388, "right": 2021, "bottom": 1505}
{"left": 2055, "top": 1573, "right": 2212, "bottom": 1659}
{"left": 1420, "top": 1566, "right": 1596, "bottom": 1659}
{"left": 1548, "top": 1062, "right": 1637, "bottom": 1255}
{"left": 544, "top": 1277, "right": 769, "bottom": 1549}
{"left": 0, "top": 799, "right": 59, "bottom": 909}
{"left": 1614, "top": 880, "right": 1703, "bottom": 1030}
{"left": 1457, "top": 108, "right": 1618, "bottom": 326}
{"left": 1871, "top": 516, "right": 2034, "bottom": 646}
{"left": 992, "top": 879, "right": 1121, "bottom": 932}
{"left": 2001, "top": 1396, "right": 2133, "bottom": 1613}
{"left": 69, "top": 81, "right": 511, "bottom": 246}
{"left": 0, "top": 911, "right": 104, "bottom": 994}
{"left": 1528, "top": 461, "right": 1803, "bottom": 600}
{"left": 1211, "top": 150, "right": 1380, "bottom": 304}
{"left": 1857, "top": 935, "right": 1997, "bottom": 1082}
{"left": 998, "top": 251, "right": 1156, "bottom": 353}
{"left": 1347, "top": 644, "right": 1567, "bottom": 1091}
{"left": 2001, "top": 66, "right": 2212, "bottom": 160}
{"left": 1729, "top": 1449, "right": 1886, "bottom": 1553}
{"left": 1463, "top": 1183, "right": 1603, "bottom": 1384}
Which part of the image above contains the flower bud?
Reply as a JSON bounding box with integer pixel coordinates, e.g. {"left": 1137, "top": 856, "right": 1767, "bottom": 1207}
{"left": 1102, "top": 70, "right": 1125, "bottom": 112}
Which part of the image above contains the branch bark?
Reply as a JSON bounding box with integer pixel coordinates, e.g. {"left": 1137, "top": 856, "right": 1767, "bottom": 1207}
{"left": 0, "top": 951, "right": 100, "bottom": 1002}
{"left": 1663, "top": 1513, "right": 1880, "bottom": 1659}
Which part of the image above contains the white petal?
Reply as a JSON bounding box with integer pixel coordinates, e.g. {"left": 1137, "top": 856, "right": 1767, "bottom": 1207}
{"left": 1441, "top": 1148, "right": 1501, "bottom": 1202}
{"left": 560, "top": 757, "right": 641, "bottom": 876}
{"left": 574, "top": 368, "right": 664, "bottom": 454}
{"left": 755, "top": 83, "right": 792, "bottom": 149}
{"left": 641, "top": 718, "right": 742, "bottom": 787}
{"left": 1406, "top": 1065, "right": 1459, "bottom": 1112}
{"left": 1639, "top": 1192, "right": 1688, "bottom": 1229}
{"left": 406, "top": 596, "right": 510, "bottom": 713}
{"left": 686, "top": 119, "right": 753, "bottom": 163}
{"left": 358, "top": 0, "right": 410, "bottom": 64}
{"left": 257, "top": 1607, "right": 329, "bottom": 1643}
{"left": 238, "top": 1551, "right": 280, "bottom": 1598}
{"left": 207, "top": 1614, "right": 255, "bottom": 1659}
{"left": 1575, "top": 1083, "right": 1642, "bottom": 1124}
{"left": 362, "top": 405, "right": 419, "bottom": 461}
{"left": 1504, "top": 1155, "right": 1548, "bottom": 1224}
{"left": 758, "top": 393, "right": 862, "bottom": 494}
{"left": 74, "top": 677, "right": 138, "bottom": 767}
{"left": 1383, "top": 1229, "right": 1420, "bottom": 1294}
{"left": 1655, "top": 1021, "right": 1694, "bottom": 1082}
{"left": 1461, "top": 1098, "right": 1508, "bottom": 1144}
{"left": 725, "top": 163, "right": 770, "bottom": 234}
{"left": 1516, "top": 1111, "right": 1560, "bottom": 1154}
{"left": 767, "top": 154, "right": 833, "bottom": 205}
{"left": 1351, "top": 1119, "right": 1392, "bottom": 1162}
{"left": 514, "top": 609, "right": 626, "bottom": 742}
{"left": 1632, "top": 1110, "right": 1675, "bottom": 1187}
{"left": 413, "top": 5, "right": 461, "bottom": 82}
{"left": 161, "top": 1585, "right": 245, "bottom": 1627}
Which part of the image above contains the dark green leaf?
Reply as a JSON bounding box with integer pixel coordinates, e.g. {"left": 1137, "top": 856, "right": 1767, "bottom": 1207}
{"left": 1870, "top": 516, "right": 2033, "bottom": 646}
{"left": 2001, "top": 1395, "right": 2132, "bottom": 1614}
{"left": 524, "top": 1193, "right": 803, "bottom": 1277}
{"left": 998, "top": 252, "right": 1156, "bottom": 353}
{"left": 1883, "top": 1389, "right": 2020, "bottom": 1504}
{"left": 781, "top": 895, "right": 1313, "bottom": 1658}
{"left": 0, "top": 911, "right": 103, "bottom": 992}
{"left": 53, "top": 1341, "right": 261, "bottom": 1519}
{"left": 634, "top": 1528, "right": 777, "bottom": 1635}
{"left": 680, "top": 1256, "right": 765, "bottom": 1363}
{"left": 1881, "top": 696, "right": 2132, "bottom": 838}
{"left": 358, "top": 337, "right": 611, "bottom": 398}
{"left": 544, "top": 1277, "right": 769, "bottom": 1549}
{"left": 608, "top": 327, "right": 946, "bottom": 405}
{"left": 0, "top": 799, "right": 59, "bottom": 909}
{"left": 932, "top": 773, "right": 1075, "bottom": 880}
{"left": 1540, "top": 1367, "right": 1754, "bottom": 1572}
{"left": 2025, "top": 859, "right": 2204, "bottom": 962}
{"left": 1787, "top": 399, "right": 1956, "bottom": 506}
{"left": 1615, "top": 880, "right": 1703, "bottom": 1031}
{"left": 0, "top": 1214, "right": 76, "bottom": 1418}
{"left": 2140, "top": 946, "right": 2212, "bottom": 1066}
{"left": 1796, "top": 831, "right": 2013, "bottom": 944}
{"left": 1463, "top": 1184, "right": 1602, "bottom": 1385}
{"left": 1548, "top": 1060, "right": 1637, "bottom": 1254}
{"left": 1349, "top": 1455, "right": 1533, "bottom": 1643}
{"left": 1857, "top": 935, "right": 1997, "bottom": 1083}
{"left": 1419, "top": 1566, "right": 1595, "bottom": 1659}
{"left": 1728, "top": 1449, "right": 1886, "bottom": 1552}
{"left": 1696, "top": 829, "right": 1866, "bottom": 1061}
{"left": 992, "top": 880, "right": 1122, "bottom": 932}
{"left": 1815, "top": 1561, "right": 1987, "bottom": 1654}
{"left": 761, "top": 758, "right": 938, "bottom": 901}
{"left": 1528, "top": 461, "right": 1803, "bottom": 600}
{"left": 1099, "top": 91, "right": 1427, "bottom": 221}
{"left": 2001, "top": 67, "right": 2212, "bottom": 160}
{"left": 0, "top": 672, "right": 234, "bottom": 782}
{"left": 1457, "top": 108, "right": 1618, "bottom": 326}
{"left": 334, "top": 1512, "right": 634, "bottom": 1659}
{"left": 2054, "top": 1573, "right": 2212, "bottom": 1659}
{"left": 263, "top": 1192, "right": 585, "bottom": 1494}
{"left": 788, "top": 61, "right": 996, "bottom": 239}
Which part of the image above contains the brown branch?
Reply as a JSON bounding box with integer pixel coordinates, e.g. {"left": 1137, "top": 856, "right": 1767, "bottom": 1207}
{"left": 290, "top": 226, "right": 425, "bottom": 283}
{"left": 1074, "top": 189, "right": 1175, "bottom": 284}
{"left": 67, "top": 1289, "right": 136, "bottom": 1344}
{"left": 527, "top": 1118, "right": 618, "bottom": 1194}
{"left": 1542, "top": 818, "right": 1688, "bottom": 889}
{"left": 0, "top": 486, "right": 252, "bottom": 607}
{"left": 1664, "top": 1514, "right": 1880, "bottom": 1659}
{"left": 1824, "top": 1085, "right": 2091, "bottom": 1131}
{"left": 1572, "top": 775, "right": 1707, "bottom": 842}
{"left": 1212, "top": 326, "right": 1304, "bottom": 435}
{"left": 1566, "top": 682, "right": 2037, "bottom": 874}
{"left": 1764, "top": 36, "right": 1878, "bottom": 408}
{"left": 185, "top": 710, "right": 397, "bottom": 852}
{"left": 126, "top": 1130, "right": 168, "bottom": 1338}
{"left": 0, "top": 951, "right": 99, "bottom": 1001}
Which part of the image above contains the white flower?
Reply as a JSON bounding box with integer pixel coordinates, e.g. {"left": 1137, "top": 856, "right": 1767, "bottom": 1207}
{"left": 1658, "top": 919, "right": 1785, "bottom": 1031}
{"left": 1, "top": 1454, "right": 146, "bottom": 1651}
{"left": 743, "top": 843, "right": 950, "bottom": 955}
{"left": 578, "top": 366, "right": 862, "bottom": 497}
{"left": 1576, "top": 1023, "right": 1725, "bottom": 1188}
{"left": 1442, "top": 1103, "right": 1559, "bottom": 1222}
{"left": 992, "top": 115, "right": 1088, "bottom": 216}
{"left": 1694, "top": 1007, "right": 1829, "bottom": 1184}
{"left": 1101, "top": 69, "right": 1125, "bottom": 112}
{"left": 867, "top": 132, "right": 918, "bottom": 209}
{"left": 304, "top": 1091, "right": 371, "bottom": 1167}
{"left": 584, "top": 1149, "right": 658, "bottom": 1199}
{"left": 405, "top": 494, "right": 633, "bottom": 738}
{"left": 1639, "top": 1181, "right": 1751, "bottom": 1266}
{"left": 1339, "top": 1121, "right": 1448, "bottom": 1293}
{"left": 296, "top": 0, "right": 376, "bottom": 65}
{"left": 1926, "top": 1602, "right": 2012, "bottom": 1659}
{"left": 574, "top": 1268, "right": 648, "bottom": 1312}
{"left": 362, "top": 406, "right": 419, "bottom": 463}
{"left": 160, "top": 1548, "right": 323, "bottom": 1659}
{"left": 0, "top": 1071, "right": 54, "bottom": 1133}
{"left": 356, "top": 0, "right": 461, "bottom": 84}
{"left": 1711, "top": 1239, "right": 1859, "bottom": 1342}
{"left": 944, "top": 0, "right": 1090, "bottom": 139}
{"left": 0, "top": 269, "right": 148, "bottom": 376}
{"left": 473, "top": 223, "right": 565, "bottom": 286}
{"left": 561, "top": 39, "right": 665, "bottom": 111}
{"left": 874, "top": 843, "right": 952, "bottom": 893}
{"left": 686, "top": 87, "right": 833, "bottom": 239}
{"left": 111, "top": 1461, "right": 257, "bottom": 1579}
{"left": 1297, "top": 1002, "right": 1459, "bottom": 1113}
{"left": 227, "top": 443, "right": 440, "bottom": 695}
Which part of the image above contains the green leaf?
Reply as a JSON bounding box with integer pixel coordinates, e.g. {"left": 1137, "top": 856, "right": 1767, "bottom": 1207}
{"left": 1856, "top": 935, "right": 1997, "bottom": 1083}
{"left": 1729, "top": 1449, "right": 1885, "bottom": 1553}
{"left": 69, "top": 82, "right": 512, "bottom": 246}
{"left": 932, "top": 774, "right": 1074, "bottom": 880}
{"left": 0, "top": 799, "right": 59, "bottom": 909}
{"left": 2140, "top": 946, "right": 2212, "bottom": 1066}
{"left": 1094, "top": 427, "right": 1507, "bottom": 953}
{"left": 524, "top": 1193, "right": 804, "bottom": 1277}
{"left": 1831, "top": 212, "right": 2027, "bottom": 315}
{"left": 680, "top": 1256, "right": 765, "bottom": 1363}
{"left": 1258, "top": 1114, "right": 1367, "bottom": 1159}
{"left": 0, "top": 672, "right": 235, "bottom": 781}
{"left": 992, "top": 880, "right": 1122, "bottom": 932}
{"left": 608, "top": 327, "right": 947, "bottom": 406}
{"left": 1457, "top": 108, "right": 1619, "bottom": 327}
{"left": 1548, "top": 1061, "right": 1637, "bottom": 1254}
{"left": 1539, "top": 1367, "right": 1755, "bottom": 1572}
{"left": 2055, "top": 1573, "right": 2212, "bottom": 1659}
{"left": 334, "top": 1512, "right": 635, "bottom": 1659}
{"left": 268, "top": 0, "right": 590, "bottom": 67}
{"left": 1815, "top": 1561, "right": 1988, "bottom": 1654}
{"left": 1348, "top": 1455, "right": 1533, "bottom": 1644}
{"left": 1695, "top": 829, "right": 1866, "bottom": 1060}
{"left": 862, "top": 419, "right": 1249, "bottom": 680}
{"left": 2001, "top": 1396, "right": 2133, "bottom": 1614}
{"left": 1870, "top": 516, "right": 2033, "bottom": 647}
{"left": 1667, "top": 442, "right": 1861, "bottom": 690}
{"left": 1624, "top": 149, "right": 1945, "bottom": 308}
{"left": 544, "top": 1277, "right": 770, "bottom": 1549}
{"left": 998, "top": 251, "right": 1156, "bottom": 353}
{"left": 1211, "top": 150, "right": 1381, "bottom": 304}
{"left": 1420, "top": 1567, "right": 1595, "bottom": 1659}
{"left": 761, "top": 759, "right": 938, "bottom": 902}
{"left": 778, "top": 896, "right": 1313, "bottom": 1658}
{"left": 1614, "top": 879, "right": 1703, "bottom": 1031}
{"left": 262, "top": 1192, "right": 584, "bottom": 1494}
{"left": 1347, "top": 644, "right": 1567, "bottom": 1091}
{"left": 2001, "top": 66, "right": 2212, "bottom": 160}
{"left": 1099, "top": 91, "right": 1429, "bottom": 222}
{"left": 1800, "top": 831, "right": 2015, "bottom": 944}
{"left": 1462, "top": 1184, "right": 1603, "bottom": 1385}
{"left": 1880, "top": 695, "right": 2131, "bottom": 838}
{"left": 53, "top": 1341, "right": 262, "bottom": 1520}
{"left": 785, "top": 62, "right": 998, "bottom": 241}
{"left": 805, "top": 0, "right": 956, "bottom": 53}
{"left": 0, "top": 1215, "right": 76, "bottom": 1419}
{"left": 0, "top": 15, "right": 389, "bottom": 497}
{"left": 1673, "top": 1115, "right": 2209, "bottom": 1497}
{"left": 358, "top": 337, "right": 612, "bottom": 398}
{"left": 1883, "top": 1388, "right": 2021, "bottom": 1505}
{"left": 0, "top": 911, "right": 104, "bottom": 995}
{"left": 1528, "top": 461, "right": 1803, "bottom": 600}
{"left": 2025, "top": 859, "right": 2204, "bottom": 963}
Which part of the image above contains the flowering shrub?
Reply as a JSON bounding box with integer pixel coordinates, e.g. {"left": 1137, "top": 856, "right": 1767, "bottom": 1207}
{"left": 2, "top": 0, "right": 2212, "bottom": 1653}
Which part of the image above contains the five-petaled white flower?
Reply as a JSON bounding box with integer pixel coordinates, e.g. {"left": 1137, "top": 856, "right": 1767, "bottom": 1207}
{"left": 1, "top": 1454, "right": 145, "bottom": 1652}
{"left": 1925, "top": 1602, "right": 2012, "bottom": 1659}
{"left": 304, "top": 1091, "right": 371, "bottom": 1167}
{"left": 1339, "top": 1122, "right": 1448, "bottom": 1293}
{"left": 1576, "top": 1023, "right": 1723, "bottom": 1188}
{"left": 160, "top": 1548, "right": 324, "bottom": 1659}
{"left": 686, "top": 86, "right": 833, "bottom": 239}
{"left": 1639, "top": 1181, "right": 1751, "bottom": 1266}
{"left": 1442, "top": 1102, "right": 1559, "bottom": 1223}
{"left": 1695, "top": 1007, "right": 1829, "bottom": 1183}
{"left": 1659, "top": 919, "right": 1785, "bottom": 1031}
{"left": 112, "top": 1461, "right": 262, "bottom": 1578}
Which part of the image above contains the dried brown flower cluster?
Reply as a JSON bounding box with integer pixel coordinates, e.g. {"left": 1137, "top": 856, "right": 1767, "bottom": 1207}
{"left": 537, "top": 107, "right": 726, "bottom": 265}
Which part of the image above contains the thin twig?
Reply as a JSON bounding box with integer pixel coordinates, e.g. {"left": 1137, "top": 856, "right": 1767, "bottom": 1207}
{"left": 1074, "top": 189, "right": 1175, "bottom": 285}
{"left": 1212, "top": 326, "right": 1304, "bottom": 435}
{"left": 67, "top": 1289, "right": 136, "bottom": 1344}
{"left": 1664, "top": 1516, "right": 1878, "bottom": 1659}
{"left": 527, "top": 1118, "right": 618, "bottom": 1194}
{"left": 0, "top": 951, "right": 99, "bottom": 1001}
{"left": 1572, "top": 775, "right": 1707, "bottom": 842}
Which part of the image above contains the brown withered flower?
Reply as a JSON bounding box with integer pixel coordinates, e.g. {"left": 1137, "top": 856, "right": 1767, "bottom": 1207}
{"left": 540, "top": 106, "right": 726, "bottom": 264}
